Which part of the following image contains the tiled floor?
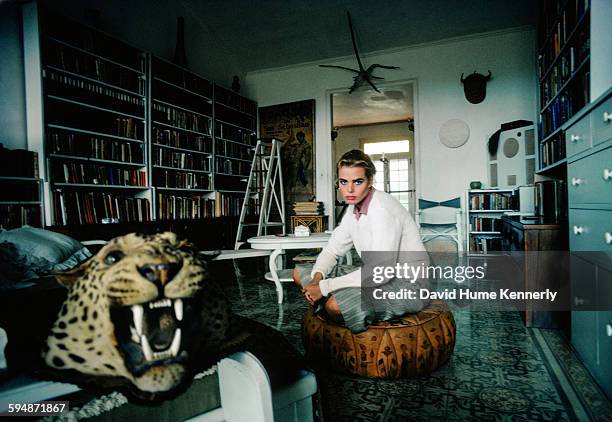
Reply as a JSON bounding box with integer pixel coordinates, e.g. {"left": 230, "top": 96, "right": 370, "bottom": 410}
{"left": 213, "top": 258, "right": 607, "bottom": 421}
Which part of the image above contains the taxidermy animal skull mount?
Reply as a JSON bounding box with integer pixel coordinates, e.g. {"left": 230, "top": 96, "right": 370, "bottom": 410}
{"left": 319, "top": 11, "right": 399, "bottom": 94}
{"left": 460, "top": 71, "right": 492, "bottom": 104}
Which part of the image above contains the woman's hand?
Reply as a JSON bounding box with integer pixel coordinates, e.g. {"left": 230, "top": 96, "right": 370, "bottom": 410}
{"left": 303, "top": 283, "right": 323, "bottom": 304}
{"left": 303, "top": 273, "right": 323, "bottom": 304}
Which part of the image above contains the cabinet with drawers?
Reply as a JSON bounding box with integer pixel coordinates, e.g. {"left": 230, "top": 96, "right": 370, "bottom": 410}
{"left": 566, "top": 87, "right": 612, "bottom": 399}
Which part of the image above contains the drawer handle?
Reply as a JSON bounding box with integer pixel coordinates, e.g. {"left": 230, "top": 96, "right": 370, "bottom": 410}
{"left": 606, "top": 232, "right": 612, "bottom": 244}
{"left": 604, "top": 169, "right": 612, "bottom": 181}
{"left": 571, "top": 177, "right": 582, "bottom": 186}
{"left": 573, "top": 225, "right": 584, "bottom": 235}
{"left": 604, "top": 112, "right": 612, "bottom": 123}
{"left": 575, "top": 297, "right": 584, "bottom": 306}
{"left": 570, "top": 134, "right": 580, "bottom": 142}
{"left": 608, "top": 324, "right": 612, "bottom": 337}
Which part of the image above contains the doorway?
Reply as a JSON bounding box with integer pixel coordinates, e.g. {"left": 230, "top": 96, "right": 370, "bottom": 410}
{"left": 331, "top": 81, "right": 417, "bottom": 218}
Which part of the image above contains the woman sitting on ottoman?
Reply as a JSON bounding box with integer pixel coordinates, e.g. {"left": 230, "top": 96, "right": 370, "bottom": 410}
{"left": 293, "top": 149, "right": 430, "bottom": 333}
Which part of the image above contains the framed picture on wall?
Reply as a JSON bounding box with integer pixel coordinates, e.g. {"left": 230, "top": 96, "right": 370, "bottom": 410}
{"left": 259, "top": 99, "right": 315, "bottom": 203}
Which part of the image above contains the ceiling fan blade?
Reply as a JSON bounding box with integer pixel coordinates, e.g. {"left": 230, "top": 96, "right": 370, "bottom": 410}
{"left": 319, "top": 64, "right": 360, "bottom": 74}
{"left": 347, "top": 11, "right": 365, "bottom": 72}
{"left": 364, "top": 77, "right": 381, "bottom": 93}
{"left": 370, "top": 64, "right": 400, "bottom": 70}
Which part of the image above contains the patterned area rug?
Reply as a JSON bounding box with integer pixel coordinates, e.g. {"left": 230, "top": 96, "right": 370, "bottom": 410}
{"left": 219, "top": 258, "right": 594, "bottom": 421}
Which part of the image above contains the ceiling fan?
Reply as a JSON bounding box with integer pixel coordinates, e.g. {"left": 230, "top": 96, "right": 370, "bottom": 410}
{"left": 319, "top": 11, "right": 400, "bottom": 94}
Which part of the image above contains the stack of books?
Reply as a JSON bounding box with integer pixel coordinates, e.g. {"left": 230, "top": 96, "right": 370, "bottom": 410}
{"left": 293, "top": 201, "right": 324, "bottom": 216}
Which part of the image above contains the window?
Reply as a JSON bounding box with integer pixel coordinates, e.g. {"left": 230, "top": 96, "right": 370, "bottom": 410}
{"left": 363, "top": 140, "right": 413, "bottom": 212}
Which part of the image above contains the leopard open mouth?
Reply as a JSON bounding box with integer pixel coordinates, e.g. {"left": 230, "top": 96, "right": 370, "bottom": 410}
{"left": 110, "top": 296, "right": 202, "bottom": 377}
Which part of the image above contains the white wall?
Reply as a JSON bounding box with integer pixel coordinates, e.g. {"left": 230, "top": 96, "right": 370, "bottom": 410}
{"left": 590, "top": 0, "right": 612, "bottom": 99}
{"left": 245, "top": 28, "right": 537, "bottom": 221}
{"left": 0, "top": 3, "right": 27, "bottom": 150}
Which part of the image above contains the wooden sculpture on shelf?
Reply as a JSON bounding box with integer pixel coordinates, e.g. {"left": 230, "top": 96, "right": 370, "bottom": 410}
{"left": 319, "top": 11, "right": 399, "bottom": 93}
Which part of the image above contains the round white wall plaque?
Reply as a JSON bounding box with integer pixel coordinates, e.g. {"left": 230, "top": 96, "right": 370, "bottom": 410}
{"left": 439, "top": 119, "right": 470, "bottom": 148}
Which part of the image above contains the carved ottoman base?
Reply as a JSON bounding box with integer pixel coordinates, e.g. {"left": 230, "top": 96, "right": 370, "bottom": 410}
{"left": 302, "top": 300, "right": 456, "bottom": 378}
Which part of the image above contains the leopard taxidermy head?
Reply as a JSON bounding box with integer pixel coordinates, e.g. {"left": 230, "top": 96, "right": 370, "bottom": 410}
{"left": 42, "top": 232, "right": 229, "bottom": 397}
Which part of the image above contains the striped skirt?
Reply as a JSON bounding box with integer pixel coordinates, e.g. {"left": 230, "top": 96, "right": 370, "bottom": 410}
{"left": 296, "top": 264, "right": 430, "bottom": 333}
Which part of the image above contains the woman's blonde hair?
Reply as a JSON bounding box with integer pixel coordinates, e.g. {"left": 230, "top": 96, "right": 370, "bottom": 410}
{"left": 337, "top": 149, "right": 376, "bottom": 180}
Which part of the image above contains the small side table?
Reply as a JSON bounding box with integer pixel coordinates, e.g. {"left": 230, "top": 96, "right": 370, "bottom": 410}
{"left": 290, "top": 215, "right": 327, "bottom": 233}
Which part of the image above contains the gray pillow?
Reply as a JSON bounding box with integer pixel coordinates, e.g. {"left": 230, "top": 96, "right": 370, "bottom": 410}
{"left": 0, "top": 225, "right": 91, "bottom": 284}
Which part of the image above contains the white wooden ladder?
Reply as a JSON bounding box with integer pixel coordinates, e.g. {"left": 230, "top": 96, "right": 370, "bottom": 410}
{"left": 234, "top": 139, "right": 286, "bottom": 249}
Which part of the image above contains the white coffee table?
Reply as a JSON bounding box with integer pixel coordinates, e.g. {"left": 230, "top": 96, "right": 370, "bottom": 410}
{"left": 248, "top": 233, "right": 332, "bottom": 303}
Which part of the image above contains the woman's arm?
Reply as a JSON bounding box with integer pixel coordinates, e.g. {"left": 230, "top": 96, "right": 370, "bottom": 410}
{"left": 310, "top": 214, "right": 354, "bottom": 279}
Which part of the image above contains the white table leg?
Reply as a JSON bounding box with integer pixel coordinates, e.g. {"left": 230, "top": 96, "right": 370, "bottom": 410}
{"left": 269, "top": 248, "right": 284, "bottom": 303}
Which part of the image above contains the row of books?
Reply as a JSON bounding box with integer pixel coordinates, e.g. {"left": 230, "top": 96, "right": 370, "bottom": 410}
{"left": 538, "top": 74, "right": 589, "bottom": 138}
{"left": 214, "top": 85, "right": 257, "bottom": 116}
{"left": 215, "top": 121, "right": 255, "bottom": 145}
{"left": 539, "top": 0, "right": 590, "bottom": 53}
{"left": 52, "top": 190, "right": 151, "bottom": 225}
{"left": 215, "top": 106, "right": 256, "bottom": 132}
{"left": 113, "top": 117, "right": 142, "bottom": 139}
{"left": 152, "top": 57, "right": 212, "bottom": 99}
{"left": 152, "top": 103, "right": 211, "bottom": 134}
{"left": 152, "top": 83, "right": 212, "bottom": 116}
{"left": 45, "top": 13, "right": 145, "bottom": 72}
{"left": 539, "top": 43, "right": 589, "bottom": 106}
{"left": 153, "top": 170, "right": 211, "bottom": 190}
{"left": 540, "top": 134, "right": 566, "bottom": 168}
{"left": 215, "top": 139, "right": 253, "bottom": 160}
{"left": 157, "top": 193, "right": 216, "bottom": 220}
{"left": 0, "top": 204, "right": 42, "bottom": 229}
{"left": 215, "top": 158, "right": 250, "bottom": 176}
{"left": 153, "top": 148, "right": 210, "bottom": 172}
{"left": 469, "top": 193, "right": 511, "bottom": 211}
{"left": 58, "top": 163, "right": 147, "bottom": 186}
{"left": 0, "top": 146, "right": 38, "bottom": 178}
{"left": 470, "top": 217, "right": 502, "bottom": 232}
{"left": 152, "top": 128, "right": 212, "bottom": 153}
{"left": 293, "top": 201, "right": 324, "bottom": 216}
{"left": 45, "top": 99, "right": 143, "bottom": 140}
{"left": 45, "top": 69, "right": 145, "bottom": 117}
{"left": 469, "top": 237, "right": 502, "bottom": 254}
{"left": 156, "top": 192, "right": 259, "bottom": 220}
{"left": 46, "top": 41, "right": 144, "bottom": 94}
{"left": 213, "top": 192, "right": 244, "bottom": 217}
{"left": 47, "top": 130, "right": 143, "bottom": 163}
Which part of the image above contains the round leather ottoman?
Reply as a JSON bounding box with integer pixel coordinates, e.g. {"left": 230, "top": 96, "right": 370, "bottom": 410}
{"left": 302, "top": 300, "right": 456, "bottom": 378}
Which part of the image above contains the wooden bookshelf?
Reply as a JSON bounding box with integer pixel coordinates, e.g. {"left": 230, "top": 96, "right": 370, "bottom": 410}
{"left": 536, "top": 0, "right": 591, "bottom": 171}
